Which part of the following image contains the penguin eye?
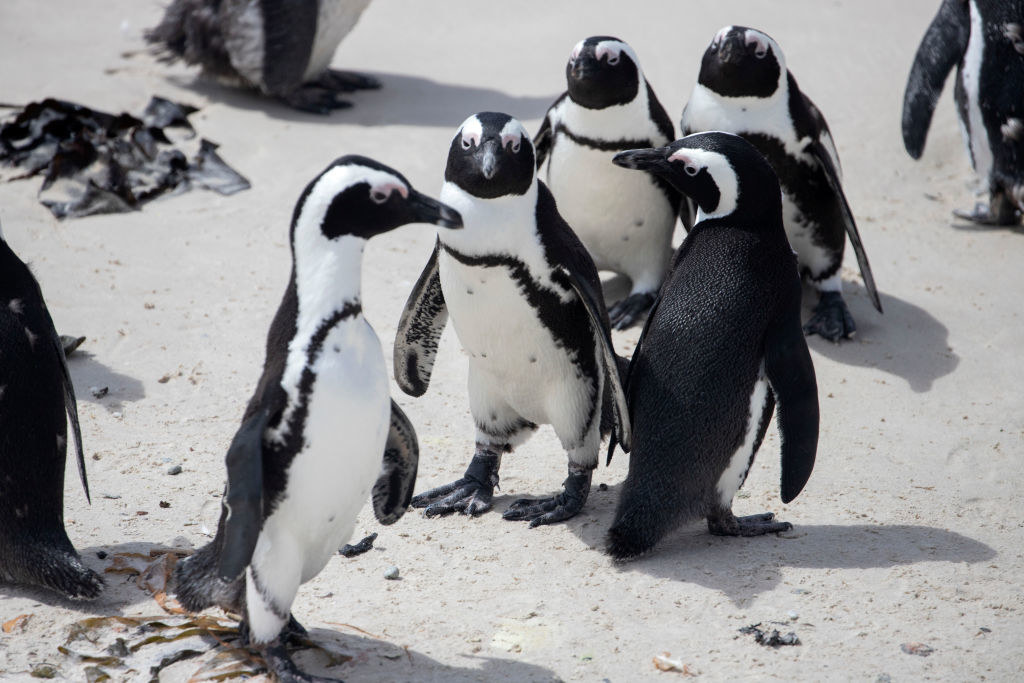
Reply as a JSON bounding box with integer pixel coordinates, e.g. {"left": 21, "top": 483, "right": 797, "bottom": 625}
{"left": 510, "top": 140, "right": 521, "bottom": 153}
{"left": 461, "top": 137, "right": 472, "bottom": 150}
{"left": 370, "top": 189, "right": 391, "bottom": 204}
{"left": 754, "top": 46, "right": 767, "bottom": 59}
{"left": 502, "top": 134, "right": 521, "bottom": 154}
{"left": 606, "top": 54, "right": 620, "bottom": 65}
{"left": 684, "top": 165, "right": 699, "bottom": 177}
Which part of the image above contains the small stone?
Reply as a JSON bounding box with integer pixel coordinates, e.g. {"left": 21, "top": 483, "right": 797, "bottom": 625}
{"left": 31, "top": 664, "right": 59, "bottom": 678}
{"left": 96, "top": 550, "right": 108, "bottom": 559}
{"left": 383, "top": 566, "right": 400, "bottom": 580}
{"left": 787, "top": 610, "right": 799, "bottom": 621}
{"left": 166, "top": 465, "right": 182, "bottom": 476}
{"left": 159, "top": 500, "right": 171, "bottom": 508}
{"left": 101, "top": 493, "right": 121, "bottom": 500}
{"left": 900, "top": 642, "right": 934, "bottom": 657}
{"left": 89, "top": 386, "right": 109, "bottom": 399}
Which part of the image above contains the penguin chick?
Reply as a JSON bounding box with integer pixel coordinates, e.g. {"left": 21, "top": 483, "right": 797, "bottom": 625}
{"left": 607, "top": 132, "right": 819, "bottom": 559}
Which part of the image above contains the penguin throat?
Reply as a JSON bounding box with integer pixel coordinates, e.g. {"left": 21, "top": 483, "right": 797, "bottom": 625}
{"left": 293, "top": 233, "right": 365, "bottom": 336}
{"left": 563, "top": 87, "right": 651, "bottom": 140}
{"left": 438, "top": 180, "right": 540, "bottom": 256}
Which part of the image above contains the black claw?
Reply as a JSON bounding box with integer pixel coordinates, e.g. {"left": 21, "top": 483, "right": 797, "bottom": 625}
{"left": 282, "top": 86, "right": 353, "bottom": 114}
{"left": 262, "top": 639, "right": 343, "bottom": 683}
{"left": 319, "top": 69, "right": 382, "bottom": 92}
{"left": 803, "top": 291, "right": 856, "bottom": 342}
{"left": 708, "top": 510, "right": 792, "bottom": 537}
{"left": 413, "top": 451, "right": 499, "bottom": 518}
{"left": 608, "top": 292, "right": 655, "bottom": 330}
{"left": 953, "top": 201, "right": 1021, "bottom": 226}
{"left": 502, "top": 469, "right": 591, "bottom": 527}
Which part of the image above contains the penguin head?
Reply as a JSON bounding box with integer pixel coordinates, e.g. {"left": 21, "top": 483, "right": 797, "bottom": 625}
{"left": 698, "top": 26, "right": 785, "bottom": 98}
{"left": 565, "top": 36, "right": 641, "bottom": 109}
{"left": 445, "top": 112, "right": 535, "bottom": 199}
{"left": 612, "top": 132, "right": 781, "bottom": 225}
{"left": 291, "top": 155, "right": 462, "bottom": 244}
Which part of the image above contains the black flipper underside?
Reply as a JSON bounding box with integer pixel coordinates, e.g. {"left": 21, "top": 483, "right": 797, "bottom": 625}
{"left": 372, "top": 400, "right": 419, "bottom": 525}
{"left": 217, "top": 407, "right": 270, "bottom": 582}
{"left": 394, "top": 241, "right": 448, "bottom": 397}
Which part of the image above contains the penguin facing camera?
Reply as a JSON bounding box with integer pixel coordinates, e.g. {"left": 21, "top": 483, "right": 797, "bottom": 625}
{"left": 173, "top": 156, "right": 461, "bottom": 682}
{"left": 903, "top": 0, "right": 1024, "bottom": 225}
{"left": 607, "top": 132, "right": 819, "bottom": 559}
{"left": 535, "top": 36, "right": 684, "bottom": 329}
{"left": 0, "top": 224, "right": 103, "bottom": 600}
{"left": 681, "top": 26, "right": 882, "bottom": 342}
{"left": 395, "top": 112, "right": 632, "bottom": 528}
{"left": 146, "top": 0, "right": 380, "bottom": 113}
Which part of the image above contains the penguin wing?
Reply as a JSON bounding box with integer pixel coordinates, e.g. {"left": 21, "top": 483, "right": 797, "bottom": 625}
{"left": 534, "top": 93, "right": 567, "bottom": 170}
{"left": 218, "top": 405, "right": 272, "bottom": 582}
{"left": 764, "top": 304, "right": 819, "bottom": 504}
{"left": 535, "top": 182, "right": 632, "bottom": 452}
{"left": 259, "top": 0, "right": 319, "bottom": 95}
{"left": 805, "top": 136, "right": 884, "bottom": 313}
{"left": 53, "top": 328, "right": 89, "bottom": 502}
{"left": 901, "top": 0, "right": 970, "bottom": 159}
{"left": 372, "top": 400, "right": 419, "bottom": 525}
{"left": 394, "top": 240, "right": 448, "bottom": 397}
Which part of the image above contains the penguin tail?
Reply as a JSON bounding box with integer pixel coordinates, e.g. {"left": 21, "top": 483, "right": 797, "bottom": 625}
{"left": 0, "top": 542, "right": 104, "bottom": 601}
{"left": 172, "top": 540, "right": 243, "bottom": 614}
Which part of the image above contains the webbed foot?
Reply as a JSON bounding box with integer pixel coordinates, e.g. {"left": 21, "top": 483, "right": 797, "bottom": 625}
{"left": 708, "top": 510, "right": 792, "bottom": 537}
{"left": 281, "top": 86, "right": 352, "bottom": 114}
{"left": 411, "top": 451, "right": 499, "bottom": 517}
{"left": 502, "top": 468, "right": 592, "bottom": 527}
{"left": 608, "top": 292, "right": 655, "bottom": 330}
{"left": 318, "top": 69, "right": 381, "bottom": 92}
{"left": 262, "top": 639, "right": 344, "bottom": 683}
{"left": 803, "top": 291, "right": 855, "bottom": 342}
{"left": 953, "top": 197, "right": 1020, "bottom": 226}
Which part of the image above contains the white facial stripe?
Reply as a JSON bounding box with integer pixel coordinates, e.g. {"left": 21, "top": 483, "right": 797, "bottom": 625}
{"left": 712, "top": 26, "right": 733, "bottom": 47}
{"left": 671, "top": 146, "right": 739, "bottom": 221}
{"left": 744, "top": 29, "right": 770, "bottom": 57}
{"left": 570, "top": 39, "right": 585, "bottom": 61}
{"left": 595, "top": 39, "right": 638, "bottom": 68}
{"left": 499, "top": 118, "right": 528, "bottom": 147}
{"left": 458, "top": 115, "right": 484, "bottom": 147}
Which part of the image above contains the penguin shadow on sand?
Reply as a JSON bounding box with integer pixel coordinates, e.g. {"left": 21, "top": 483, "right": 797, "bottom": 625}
{"left": 801, "top": 281, "right": 958, "bottom": 393}
{"left": 571, "top": 483, "right": 995, "bottom": 605}
{"left": 65, "top": 351, "right": 145, "bottom": 412}
{"left": 167, "top": 72, "right": 555, "bottom": 127}
{"left": 950, "top": 217, "right": 1024, "bottom": 236}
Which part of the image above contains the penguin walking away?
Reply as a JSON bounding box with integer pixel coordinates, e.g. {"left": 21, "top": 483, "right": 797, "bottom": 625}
{"left": 903, "top": 0, "right": 1024, "bottom": 225}
{"left": 173, "top": 156, "right": 461, "bottom": 682}
{"left": 0, "top": 224, "right": 103, "bottom": 600}
{"left": 607, "top": 132, "right": 819, "bottom": 559}
{"left": 681, "top": 26, "right": 882, "bottom": 342}
{"left": 395, "top": 112, "right": 631, "bottom": 527}
{"left": 535, "top": 36, "right": 684, "bottom": 329}
{"left": 147, "top": 0, "right": 379, "bottom": 113}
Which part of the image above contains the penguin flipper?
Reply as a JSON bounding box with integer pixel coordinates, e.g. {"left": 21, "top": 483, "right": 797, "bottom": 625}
{"left": 394, "top": 241, "right": 447, "bottom": 397}
{"left": 807, "top": 138, "right": 883, "bottom": 314}
{"left": 533, "top": 93, "right": 566, "bottom": 170}
{"left": 53, "top": 332, "right": 89, "bottom": 503}
{"left": 901, "top": 0, "right": 970, "bottom": 159}
{"left": 372, "top": 400, "right": 420, "bottom": 525}
{"left": 764, "top": 307, "right": 819, "bottom": 504}
{"left": 218, "top": 407, "right": 270, "bottom": 582}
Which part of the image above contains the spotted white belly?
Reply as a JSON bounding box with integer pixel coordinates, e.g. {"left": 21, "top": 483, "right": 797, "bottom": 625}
{"left": 257, "top": 317, "right": 388, "bottom": 584}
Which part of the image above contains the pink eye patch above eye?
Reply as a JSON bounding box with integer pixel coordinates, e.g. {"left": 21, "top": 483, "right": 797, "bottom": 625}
{"left": 371, "top": 182, "right": 408, "bottom": 201}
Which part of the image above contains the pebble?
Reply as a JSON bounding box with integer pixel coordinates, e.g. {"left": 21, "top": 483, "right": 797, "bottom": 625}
{"left": 384, "top": 566, "right": 400, "bottom": 580}
{"left": 787, "top": 610, "right": 799, "bottom": 621}
{"left": 166, "top": 465, "right": 183, "bottom": 475}
{"left": 89, "top": 386, "right": 109, "bottom": 399}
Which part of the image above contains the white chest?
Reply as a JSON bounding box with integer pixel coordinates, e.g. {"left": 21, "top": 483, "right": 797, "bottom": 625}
{"left": 303, "top": 0, "right": 372, "bottom": 80}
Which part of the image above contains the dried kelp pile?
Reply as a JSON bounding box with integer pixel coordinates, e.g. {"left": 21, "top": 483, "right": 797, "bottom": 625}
{"left": 0, "top": 97, "right": 249, "bottom": 219}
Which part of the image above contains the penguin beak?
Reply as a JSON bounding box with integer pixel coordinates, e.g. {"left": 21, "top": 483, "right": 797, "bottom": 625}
{"left": 612, "top": 147, "right": 671, "bottom": 175}
{"left": 479, "top": 139, "right": 499, "bottom": 180}
{"left": 407, "top": 190, "right": 463, "bottom": 230}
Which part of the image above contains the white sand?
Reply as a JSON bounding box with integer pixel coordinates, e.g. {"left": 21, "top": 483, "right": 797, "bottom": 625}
{"left": 1, "top": 0, "right": 1022, "bottom": 680}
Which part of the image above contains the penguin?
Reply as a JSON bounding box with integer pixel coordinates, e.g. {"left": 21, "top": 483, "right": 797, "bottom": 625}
{"left": 0, "top": 224, "right": 103, "bottom": 600}
{"left": 607, "top": 132, "right": 819, "bottom": 559}
{"left": 146, "top": 0, "right": 379, "bottom": 113}
{"left": 903, "top": 0, "right": 1024, "bottom": 225}
{"left": 173, "top": 156, "right": 461, "bottom": 682}
{"left": 535, "top": 36, "right": 684, "bottom": 329}
{"left": 681, "top": 26, "right": 882, "bottom": 342}
{"left": 394, "top": 112, "right": 631, "bottom": 527}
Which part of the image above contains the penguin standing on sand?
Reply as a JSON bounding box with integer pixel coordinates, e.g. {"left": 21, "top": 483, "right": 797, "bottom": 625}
{"left": 903, "top": 0, "right": 1024, "bottom": 225}
{"left": 607, "top": 132, "right": 819, "bottom": 559}
{"left": 146, "top": 0, "right": 379, "bottom": 113}
{"left": 0, "top": 225, "right": 103, "bottom": 600}
{"left": 173, "top": 156, "right": 461, "bottom": 682}
{"left": 681, "top": 26, "right": 882, "bottom": 342}
{"left": 535, "top": 36, "right": 683, "bottom": 329}
{"left": 395, "top": 112, "right": 631, "bottom": 527}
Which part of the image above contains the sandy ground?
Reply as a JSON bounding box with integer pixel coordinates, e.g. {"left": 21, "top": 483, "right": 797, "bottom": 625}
{"left": 1, "top": 0, "right": 1022, "bottom": 680}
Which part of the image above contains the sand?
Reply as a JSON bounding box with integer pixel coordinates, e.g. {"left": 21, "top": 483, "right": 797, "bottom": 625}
{"left": 1, "top": 0, "right": 1022, "bottom": 680}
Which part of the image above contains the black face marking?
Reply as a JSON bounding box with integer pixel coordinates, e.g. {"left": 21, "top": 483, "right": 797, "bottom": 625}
{"left": 698, "top": 27, "right": 781, "bottom": 98}
{"left": 444, "top": 112, "right": 535, "bottom": 198}
{"left": 566, "top": 36, "right": 640, "bottom": 109}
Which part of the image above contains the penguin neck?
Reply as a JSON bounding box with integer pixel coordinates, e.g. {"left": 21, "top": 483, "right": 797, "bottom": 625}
{"left": 291, "top": 232, "right": 365, "bottom": 336}
{"left": 564, "top": 80, "right": 652, "bottom": 140}
{"left": 438, "top": 179, "right": 540, "bottom": 257}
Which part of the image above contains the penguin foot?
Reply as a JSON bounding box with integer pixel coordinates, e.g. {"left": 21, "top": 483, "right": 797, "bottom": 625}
{"left": 410, "top": 452, "right": 499, "bottom": 518}
{"left": 260, "top": 639, "right": 344, "bottom": 683}
{"left": 338, "top": 532, "right": 377, "bottom": 558}
{"left": 281, "top": 86, "right": 353, "bottom": 115}
{"left": 952, "top": 200, "right": 1021, "bottom": 226}
{"left": 59, "top": 334, "right": 86, "bottom": 357}
{"left": 318, "top": 69, "right": 382, "bottom": 92}
{"left": 707, "top": 511, "right": 792, "bottom": 537}
{"left": 803, "top": 291, "right": 855, "bottom": 342}
{"left": 502, "top": 468, "right": 592, "bottom": 527}
{"left": 608, "top": 292, "right": 655, "bottom": 330}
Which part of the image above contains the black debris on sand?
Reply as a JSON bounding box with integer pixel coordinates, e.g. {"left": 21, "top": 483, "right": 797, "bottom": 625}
{"left": 738, "top": 622, "right": 801, "bottom": 647}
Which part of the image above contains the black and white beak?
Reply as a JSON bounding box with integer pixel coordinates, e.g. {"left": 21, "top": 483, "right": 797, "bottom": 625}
{"left": 612, "top": 147, "right": 672, "bottom": 174}
{"left": 408, "top": 189, "right": 463, "bottom": 229}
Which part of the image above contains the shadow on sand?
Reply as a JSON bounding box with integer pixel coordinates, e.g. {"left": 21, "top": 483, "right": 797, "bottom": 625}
{"left": 66, "top": 351, "right": 145, "bottom": 411}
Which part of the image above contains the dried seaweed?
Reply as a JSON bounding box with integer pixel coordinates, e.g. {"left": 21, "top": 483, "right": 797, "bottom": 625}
{"left": 738, "top": 622, "right": 801, "bottom": 647}
{"left": 0, "top": 97, "right": 249, "bottom": 219}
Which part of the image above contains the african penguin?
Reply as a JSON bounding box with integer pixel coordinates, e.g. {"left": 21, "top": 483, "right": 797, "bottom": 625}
{"left": 146, "top": 0, "right": 379, "bottom": 113}
{"left": 681, "top": 25, "right": 883, "bottom": 342}
{"left": 535, "top": 36, "right": 684, "bottom": 329}
{"left": 395, "top": 112, "right": 632, "bottom": 527}
{"left": 173, "top": 156, "right": 461, "bottom": 682}
{"left": 0, "top": 226, "right": 103, "bottom": 600}
{"left": 903, "top": 0, "right": 1024, "bottom": 225}
{"left": 607, "top": 132, "right": 819, "bottom": 559}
